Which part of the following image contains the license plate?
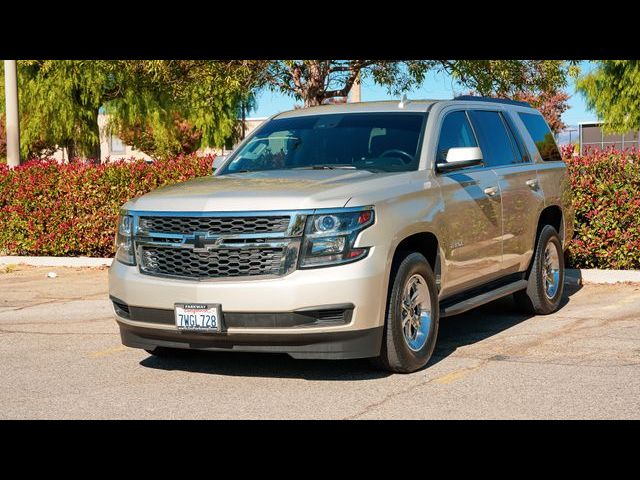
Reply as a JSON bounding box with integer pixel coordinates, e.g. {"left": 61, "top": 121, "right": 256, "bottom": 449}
{"left": 174, "top": 303, "right": 221, "bottom": 332}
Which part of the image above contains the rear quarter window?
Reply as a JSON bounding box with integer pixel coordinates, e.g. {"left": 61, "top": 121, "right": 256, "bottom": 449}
{"left": 518, "top": 112, "right": 562, "bottom": 162}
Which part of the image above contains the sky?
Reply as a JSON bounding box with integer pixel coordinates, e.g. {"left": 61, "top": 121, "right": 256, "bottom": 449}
{"left": 252, "top": 61, "right": 598, "bottom": 128}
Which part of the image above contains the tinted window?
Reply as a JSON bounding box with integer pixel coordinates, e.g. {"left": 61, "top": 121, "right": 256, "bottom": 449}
{"left": 221, "top": 113, "right": 425, "bottom": 174}
{"left": 518, "top": 112, "right": 562, "bottom": 162}
{"left": 502, "top": 113, "right": 531, "bottom": 164}
{"left": 436, "top": 111, "right": 477, "bottom": 163}
{"left": 468, "top": 110, "right": 518, "bottom": 167}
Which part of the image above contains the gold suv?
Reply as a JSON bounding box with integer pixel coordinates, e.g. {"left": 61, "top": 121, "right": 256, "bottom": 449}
{"left": 109, "top": 96, "right": 573, "bottom": 372}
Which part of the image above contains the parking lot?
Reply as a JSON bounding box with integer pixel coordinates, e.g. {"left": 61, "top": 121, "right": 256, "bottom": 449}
{"left": 1, "top": 265, "right": 639, "bottom": 419}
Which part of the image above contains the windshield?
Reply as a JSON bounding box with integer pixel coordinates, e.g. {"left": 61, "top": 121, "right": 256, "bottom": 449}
{"left": 220, "top": 112, "right": 426, "bottom": 174}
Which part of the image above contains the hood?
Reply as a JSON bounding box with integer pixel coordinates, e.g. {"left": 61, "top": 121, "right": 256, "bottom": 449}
{"left": 125, "top": 169, "right": 403, "bottom": 212}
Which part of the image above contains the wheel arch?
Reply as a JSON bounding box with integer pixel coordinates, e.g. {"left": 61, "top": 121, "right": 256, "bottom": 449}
{"left": 389, "top": 231, "right": 441, "bottom": 292}
{"left": 536, "top": 204, "right": 564, "bottom": 245}
{"left": 524, "top": 204, "right": 564, "bottom": 276}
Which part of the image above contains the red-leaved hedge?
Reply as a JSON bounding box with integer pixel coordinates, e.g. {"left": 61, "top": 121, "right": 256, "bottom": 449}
{"left": 564, "top": 147, "right": 640, "bottom": 269}
{"left": 0, "top": 155, "right": 214, "bottom": 257}
{"left": 1, "top": 149, "right": 639, "bottom": 270}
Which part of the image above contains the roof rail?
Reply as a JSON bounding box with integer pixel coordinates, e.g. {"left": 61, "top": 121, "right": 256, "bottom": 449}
{"left": 453, "top": 95, "right": 531, "bottom": 108}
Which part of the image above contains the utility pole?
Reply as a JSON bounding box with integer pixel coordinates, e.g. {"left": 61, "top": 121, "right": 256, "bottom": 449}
{"left": 4, "top": 60, "right": 20, "bottom": 167}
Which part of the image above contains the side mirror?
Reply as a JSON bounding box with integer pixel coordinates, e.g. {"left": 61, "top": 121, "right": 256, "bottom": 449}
{"left": 436, "top": 147, "right": 483, "bottom": 172}
{"left": 212, "top": 154, "right": 228, "bottom": 174}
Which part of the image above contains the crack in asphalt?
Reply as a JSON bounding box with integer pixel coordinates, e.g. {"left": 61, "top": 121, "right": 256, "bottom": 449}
{"left": 0, "top": 293, "right": 107, "bottom": 312}
{"left": 0, "top": 326, "right": 116, "bottom": 336}
{"left": 0, "top": 317, "right": 112, "bottom": 326}
{"left": 343, "top": 360, "right": 489, "bottom": 420}
{"left": 344, "top": 316, "right": 640, "bottom": 419}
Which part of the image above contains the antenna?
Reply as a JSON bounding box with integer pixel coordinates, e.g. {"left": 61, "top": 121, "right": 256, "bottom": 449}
{"left": 398, "top": 94, "right": 409, "bottom": 108}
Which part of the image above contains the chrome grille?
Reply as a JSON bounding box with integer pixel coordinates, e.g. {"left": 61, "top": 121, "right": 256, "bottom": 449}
{"left": 140, "top": 246, "right": 284, "bottom": 279}
{"left": 139, "top": 216, "right": 290, "bottom": 235}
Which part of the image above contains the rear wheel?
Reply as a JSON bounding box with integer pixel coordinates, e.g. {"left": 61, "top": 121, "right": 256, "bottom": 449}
{"left": 514, "top": 225, "right": 564, "bottom": 314}
{"left": 373, "top": 252, "right": 439, "bottom": 373}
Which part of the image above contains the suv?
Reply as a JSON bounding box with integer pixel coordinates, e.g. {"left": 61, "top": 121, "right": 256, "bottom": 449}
{"left": 109, "top": 96, "right": 573, "bottom": 373}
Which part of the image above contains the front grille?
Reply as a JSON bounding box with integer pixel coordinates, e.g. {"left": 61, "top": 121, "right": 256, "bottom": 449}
{"left": 139, "top": 216, "right": 290, "bottom": 235}
{"left": 140, "top": 246, "right": 284, "bottom": 279}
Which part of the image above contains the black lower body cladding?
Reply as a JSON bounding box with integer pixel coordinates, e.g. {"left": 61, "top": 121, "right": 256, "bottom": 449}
{"left": 118, "top": 321, "right": 383, "bottom": 360}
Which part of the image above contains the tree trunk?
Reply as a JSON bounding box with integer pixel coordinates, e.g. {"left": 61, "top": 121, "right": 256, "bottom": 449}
{"left": 66, "top": 141, "right": 76, "bottom": 163}
{"left": 89, "top": 110, "right": 102, "bottom": 163}
{"left": 304, "top": 96, "right": 323, "bottom": 107}
{"left": 303, "top": 61, "right": 326, "bottom": 107}
{"left": 90, "top": 144, "right": 101, "bottom": 164}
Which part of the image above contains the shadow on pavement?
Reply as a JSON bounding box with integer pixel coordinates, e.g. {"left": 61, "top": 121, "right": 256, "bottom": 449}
{"left": 140, "top": 350, "right": 389, "bottom": 381}
{"left": 428, "top": 281, "right": 582, "bottom": 367}
{"left": 140, "top": 281, "right": 582, "bottom": 379}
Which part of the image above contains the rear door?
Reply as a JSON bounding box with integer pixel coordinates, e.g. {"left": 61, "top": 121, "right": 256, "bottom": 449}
{"left": 468, "top": 109, "right": 545, "bottom": 275}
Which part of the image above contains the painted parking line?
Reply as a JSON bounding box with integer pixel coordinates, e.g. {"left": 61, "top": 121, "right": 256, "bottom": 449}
{"left": 89, "top": 345, "right": 127, "bottom": 358}
{"left": 432, "top": 361, "right": 487, "bottom": 385}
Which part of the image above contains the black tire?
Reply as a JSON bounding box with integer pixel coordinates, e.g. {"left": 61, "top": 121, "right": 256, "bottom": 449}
{"left": 372, "top": 252, "right": 439, "bottom": 373}
{"left": 514, "top": 225, "right": 565, "bottom": 315}
{"left": 145, "top": 347, "right": 181, "bottom": 357}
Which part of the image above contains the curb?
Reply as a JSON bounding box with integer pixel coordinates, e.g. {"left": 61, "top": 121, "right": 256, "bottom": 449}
{"left": 0, "top": 256, "right": 112, "bottom": 267}
{"left": 565, "top": 268, "right": 640, "bottom": 285}
{"left": 1, "top": 257, "right": 639, "bottom": 284}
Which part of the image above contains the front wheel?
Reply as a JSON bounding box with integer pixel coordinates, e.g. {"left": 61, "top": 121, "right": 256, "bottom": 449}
{"left": 373, "top": 252, "right": 439, "bottom": 373}
{"left": 514, "top": 225, "right": 565, "bottom": 315}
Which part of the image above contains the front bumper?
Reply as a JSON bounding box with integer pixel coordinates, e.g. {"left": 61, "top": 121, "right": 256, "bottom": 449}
{"left": 108, "top": 246, "right": 389, "bottom": 359}
{"left": 119, "top": 321, "right": 383, "bottom": 360}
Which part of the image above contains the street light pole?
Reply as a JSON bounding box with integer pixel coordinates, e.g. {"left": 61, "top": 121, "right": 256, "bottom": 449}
{"left": 4, "top": 60, "right": 20, "bottom": 167}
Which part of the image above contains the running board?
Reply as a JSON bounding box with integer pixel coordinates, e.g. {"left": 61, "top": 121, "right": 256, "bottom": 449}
{"left": 440, "top": 280, "right": 528, "bottom": 318}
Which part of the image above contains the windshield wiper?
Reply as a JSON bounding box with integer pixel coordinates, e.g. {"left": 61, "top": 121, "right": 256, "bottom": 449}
{"left": 294, "top": 164, "right": 357, "bottom": 170}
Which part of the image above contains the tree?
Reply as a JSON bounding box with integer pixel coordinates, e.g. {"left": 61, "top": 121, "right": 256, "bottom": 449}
{"left": 239, "top": 60, "right": 570, "bottom": 108}
{"left": 112, "top": 73, "right": 258, "bottom": 158}
{"left": 115, "top": 114, "right": 203, "bottom": 160}
{"left": 0, "top": 60, "right": 255, "bottom": 160}
{"left": 105, "top": 61, "right": 256, "bottom": 155}
{"left": 511, "top": 90, "right": 570, "bottom": 134}
{"left": 1, "top": 60, "right": 571, "bottom": 161}
{"left": 576, "top": 60, "right": 640, "bottom": 132}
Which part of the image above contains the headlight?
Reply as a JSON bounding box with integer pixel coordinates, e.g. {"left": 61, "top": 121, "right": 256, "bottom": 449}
{"left": 115, "top": 212, "right": 136, "bottom": 266}
{"left": 299, "top": 208, "right": 374, "bottom": 268}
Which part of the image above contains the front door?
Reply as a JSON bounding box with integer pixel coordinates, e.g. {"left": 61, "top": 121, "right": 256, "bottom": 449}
{"left": 434, "top": 110, "right": 503, "bottom": 296}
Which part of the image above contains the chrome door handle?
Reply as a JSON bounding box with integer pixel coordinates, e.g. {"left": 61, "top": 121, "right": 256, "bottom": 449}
{"left": 526, "top": 179, "right": 539, "bottom": 190}
{"left": 483, "top": 186, "right": 498, "bottom": 197}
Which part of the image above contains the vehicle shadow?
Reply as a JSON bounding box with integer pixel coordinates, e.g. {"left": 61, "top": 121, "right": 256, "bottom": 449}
{"left": 427, "top": 280, "right": 582, "bottom": 368}
{"left": 140, "top": 349, "right": 389, "bottom": 381}
{"left": 140, "top": 280, "right": 582, "bottom": 379}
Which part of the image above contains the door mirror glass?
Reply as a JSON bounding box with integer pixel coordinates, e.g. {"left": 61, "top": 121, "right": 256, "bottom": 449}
{"left": 436, "top": 147, "right": 483, "bottom": 171}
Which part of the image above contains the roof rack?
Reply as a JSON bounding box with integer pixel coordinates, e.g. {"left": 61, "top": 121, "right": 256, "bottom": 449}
{"left": 453, "top": 95, "right": 531, "bottom": 108}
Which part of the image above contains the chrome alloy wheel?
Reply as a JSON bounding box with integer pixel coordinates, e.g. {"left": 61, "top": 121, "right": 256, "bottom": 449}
{"left": 401, "top": 274, "right": 432, "bottom": 351}
{"left": 543, "top": 241, "right": 561, "bottom": 299}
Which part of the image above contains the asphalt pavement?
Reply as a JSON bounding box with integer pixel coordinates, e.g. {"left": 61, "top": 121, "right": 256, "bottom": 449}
{"left": 1, "top": 265, "right": 639, "bottom": 419}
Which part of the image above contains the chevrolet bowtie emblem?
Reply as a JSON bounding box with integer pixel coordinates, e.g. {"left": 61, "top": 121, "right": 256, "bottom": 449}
{"left": 191, "top": 233, "right": 222, "bottom": 252}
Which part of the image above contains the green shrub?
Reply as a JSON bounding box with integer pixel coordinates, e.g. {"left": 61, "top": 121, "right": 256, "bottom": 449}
{"left": 565, "top": 148, "right": 640, "bottom": 269}
{"left": 1, "top": 150, "right": 640, "bottom": 270}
